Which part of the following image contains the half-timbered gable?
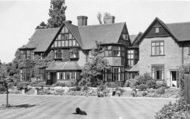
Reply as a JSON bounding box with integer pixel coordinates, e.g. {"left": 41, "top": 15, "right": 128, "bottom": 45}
{"left": 19, "top": 16, "right": 132, "bottom": 85}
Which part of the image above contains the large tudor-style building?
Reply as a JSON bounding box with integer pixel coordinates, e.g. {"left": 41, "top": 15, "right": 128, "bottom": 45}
{"left": 19, "top": 15, "right": 190, "bottom": 87}
{"left": 19, "top": 16, "right": 138, "bottom": 85}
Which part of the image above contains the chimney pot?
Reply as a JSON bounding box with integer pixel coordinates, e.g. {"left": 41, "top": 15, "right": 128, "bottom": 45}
{"left": 77, "top": 16, "right": 88, "bottom": 26}
{"left": 104, "top": 16, "right": 115, "bottom": 24}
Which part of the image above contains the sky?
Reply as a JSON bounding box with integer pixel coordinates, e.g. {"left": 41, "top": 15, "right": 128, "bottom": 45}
{"left": 0, "top": 0, "right": 190, "bottom": 63}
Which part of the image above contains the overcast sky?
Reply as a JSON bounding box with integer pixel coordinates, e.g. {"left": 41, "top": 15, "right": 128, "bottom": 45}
{"left": 0, "top": 0, "right": 190, "bottom": 63}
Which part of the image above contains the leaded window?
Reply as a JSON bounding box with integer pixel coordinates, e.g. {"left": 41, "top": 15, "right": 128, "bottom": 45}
{"left": 151, "top": 41, "right": 164, "bottom": 56}
{"left": 151, "top": 64, "right": 164, "bottom": 80}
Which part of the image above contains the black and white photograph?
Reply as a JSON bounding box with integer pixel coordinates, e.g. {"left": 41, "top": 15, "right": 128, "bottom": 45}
{"left": 0, "top": 0, "right": 190, "bottom": 119}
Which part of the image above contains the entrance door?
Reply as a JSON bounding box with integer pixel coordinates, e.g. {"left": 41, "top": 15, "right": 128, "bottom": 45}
{"left": 50, "top": 72, "right": 57, "bottom": 85}
{"left": 171, "top": 71, "right": 179, "bottom": 87}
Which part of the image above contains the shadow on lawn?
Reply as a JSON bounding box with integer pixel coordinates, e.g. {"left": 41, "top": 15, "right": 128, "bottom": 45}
{"left": 0, "top": 104, "right": 36, "bottom": 109}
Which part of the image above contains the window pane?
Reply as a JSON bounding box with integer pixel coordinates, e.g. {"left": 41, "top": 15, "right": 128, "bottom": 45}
{"left": 155, "top": 27, "right": 159, "bottom": 33}
{"left": 69, "top": 40, "right": 73, "bottom": 46}
{"left": 73, "top": 40, "right": 76, "bottom": 46}
{"left": 160, "top": 46, "right": 164, "bottom": 55}
{"left": 152, "top": 42, "right": 156, "bottom": 46}
{"left": 58, "top": 41, "right": 61, "bottom": 47}
{"left": 65, "top": 40, "right": 68, "bottom": 46}
{"left": 58, "top": 35, "right": 61, "bottom": 40}
{"left": 105, "top": 51, "right": 108, "bottom": 56}
{"left": 108, "top": 46, "right": 112, "bottom": 50}
{"left": 69, "top": 34, "right": 72, "bottom": 39}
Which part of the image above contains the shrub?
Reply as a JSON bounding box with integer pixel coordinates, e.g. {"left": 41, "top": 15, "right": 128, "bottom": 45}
{"left": 146, "top": 80, "right": 157, "bottom": 89}
{"left": 155, "top": 98, "right": 190, "bottom": 119}
{"left": 31, "top": 81, "right": 46, "bottom": 88}
{"left": 53, "top": 81, "right": 74, "bottom": 87}
{"left": 16, "top": 81, "right": 29, "bottom": 90}
{"left": 129, "top": 79, "right": 139, "bottom": 88}
{"left": 97, "top": 84, "right": 107, "bottom": 91}
{"left": 131, "top": 88, "right": 137, "bottom": 97}
{"left": 137, "top": 84, "right": 147, "bottom": 91}
{"left": 136, "top": 73, "right": 153, "bottom": 85}
{"left": 142, "top": 91, "right": 147, "bottom": 96}
{"left": 106, "top": 82, "right": 119, "bottom": 88}
{"left": 53, "top": 81, "right": 65, "bottom": 87}
{"left": 124, "top": 80, "right": 131, "bottom": 87}
{"left": 156, "top": 81, "right": 167, "bottom": 89}
{"left": 0, "top": 84, "right": 6, "bottom": 94}
{"left": 156, "top": 87, "right": 165, "bottom": 95}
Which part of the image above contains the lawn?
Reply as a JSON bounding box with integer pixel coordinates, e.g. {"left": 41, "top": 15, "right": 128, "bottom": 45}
{"left": 0, "top": 94, "right": 176, "bottom": 119}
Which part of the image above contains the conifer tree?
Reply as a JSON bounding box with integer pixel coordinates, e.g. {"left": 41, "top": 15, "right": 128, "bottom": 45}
{"left": 47, "top": 0, "right": 67, "bottom": 28}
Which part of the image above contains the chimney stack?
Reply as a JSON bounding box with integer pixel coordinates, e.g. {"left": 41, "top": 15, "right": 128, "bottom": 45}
{"left": 103, "top": 16, "right": 115, "bottom": 24}
{"left": 77, "top": 16, "right": 88, "bottom": 26}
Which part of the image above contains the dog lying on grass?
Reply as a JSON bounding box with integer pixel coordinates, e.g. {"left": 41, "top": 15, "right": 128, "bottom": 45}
{"left": 73, "top": 107, "right": 87, "bottom": 115}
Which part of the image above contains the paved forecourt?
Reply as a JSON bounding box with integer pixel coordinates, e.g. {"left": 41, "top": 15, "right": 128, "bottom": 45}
{"left": 0, "top": 94, "right": 176, "bottom": 119}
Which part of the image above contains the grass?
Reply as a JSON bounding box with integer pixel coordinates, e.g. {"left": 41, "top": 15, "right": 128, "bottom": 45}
{"left": 0, "top": 94, "right": 176, "bottom": 119}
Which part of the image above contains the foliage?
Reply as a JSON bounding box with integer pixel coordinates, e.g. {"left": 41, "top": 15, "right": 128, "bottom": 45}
{"left": 97, "top": 83, "right": 107, "bottom": 92}
{"left": 53, "top": 81, "right": 74, "bottom": 87}
{"left": 47, "top": 0, "right": 67, "bottom": 28}
{"left": 0, "top": 84, "right": 6, "bottom": 94}
{"left": 97, "top": 12, "right": 113, "bottom": 24}
{"left": 80, "top": 46, "right": 110, "bottom": 87}
{"left": 156, "top": 87, "right": 165, "bottom": 95}
{"left": 33, "top": 51, "right": 54, "bottom": 79}
{"left": 97, "top": 12, "right": 103, "bottom": 24}
{"left": 124, "top": 79, "right": 131, "bottom": 87}
{"left": 156, "top": 81, "right": 168, "bottom": 89}
{"left": 178, "top": 64, "right": 190, "bottom": 97}
{"left": 30, "top": 81, "right": 46, "bottom": 87}
{"left": 128, "top": 78, "right": 139, "bottom": 88}
{"left": 146, "top": 79, "right": 157, "bottom": 89}
{"left": 155, "top": 98, "right": 190, "bottom": 119}
{"left": 16, "top": 81, "right": 29, "bottom": 90}
{"left": 142, "top": 91, "right": 148, "bottom": 96}
{"left": 137, "top": 84, "right": 148, "bottom": 91}
{"left": 106, "top": 82, "right": 121, "bottom": 88}
{"left": 136, "top": 73, "right": 153, "bottom": 85}
{"left": 36, "top": 21, "right": 47, "bottom": 29}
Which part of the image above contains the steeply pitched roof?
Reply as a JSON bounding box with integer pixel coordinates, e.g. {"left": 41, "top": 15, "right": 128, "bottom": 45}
{"left": 129, "top": 35, "right": 137, "bottom": 44}
{"left": 24, "top": 28, "right": 60, "bottom": 52}
{"left": 46, "top": 61, "right": 81, "bottom": 71}
{"left": 22, "top": 22, "right": 126, "bottom": 52}
{"left": 166, "top": 22, "right": 190, "bottom": 42}
{"left": 128, "top": 62, "right": 139, "bottom": 72}
{"left": 139, "top": 17, "right": 190, "bottom": 44}
{"left": 78, "top": 23, "right": 125, "bottom": 49}
{"left": 64, "top": 23, "right": 83, "bottom": 47}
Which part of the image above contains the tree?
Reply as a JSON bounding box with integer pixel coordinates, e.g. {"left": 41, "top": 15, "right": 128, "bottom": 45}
{"left": 97, "top": 12, "right": 103, "bottom": 24}
{"left": 47, "top": 0, "right": 67, "bottom": 28}
{"left": 80, "top": 43, "right": 110, "bottom": 87}
{"left": 33, "top": 51, "right": 54, "bottom": 79}
{"left": 97, "top": 12, "right": 113, "bottom": 24}
{"left": 36, "top": 21, "right": 48, "bottom": 29}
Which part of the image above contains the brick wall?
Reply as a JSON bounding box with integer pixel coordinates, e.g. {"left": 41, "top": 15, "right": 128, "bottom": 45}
{"left": 183, "top": 46, "right": 190, "bottom": 64}
{"left": 138, "top": 37, "right": 182, "bottom": 86}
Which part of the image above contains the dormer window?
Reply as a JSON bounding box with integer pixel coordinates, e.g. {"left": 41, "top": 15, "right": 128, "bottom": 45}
{"left": 155, "top": 27, "right": 160, "bottom": 33}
